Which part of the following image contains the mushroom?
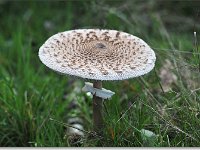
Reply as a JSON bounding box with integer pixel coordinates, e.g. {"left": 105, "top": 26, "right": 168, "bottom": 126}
{"left": 38, "top": 29, "right": 156, "bottom": 134}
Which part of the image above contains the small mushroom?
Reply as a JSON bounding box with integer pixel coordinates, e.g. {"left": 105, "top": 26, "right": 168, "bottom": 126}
{"left": 38, "top": 29, "right": 156, "bottom": 134}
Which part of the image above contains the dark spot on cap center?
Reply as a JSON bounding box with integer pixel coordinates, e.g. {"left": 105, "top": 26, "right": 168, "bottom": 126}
{"left": 96, "top": 43, "right": 106, "bottom": 49}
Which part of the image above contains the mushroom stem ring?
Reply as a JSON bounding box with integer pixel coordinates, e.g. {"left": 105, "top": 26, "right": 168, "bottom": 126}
{"left": 82, "top": 82, "right": 115, "bottom": 99}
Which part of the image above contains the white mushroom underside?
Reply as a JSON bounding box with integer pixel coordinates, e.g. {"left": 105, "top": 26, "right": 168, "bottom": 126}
{"left": 39, "top": 29, "right": 156, "bottom": 80}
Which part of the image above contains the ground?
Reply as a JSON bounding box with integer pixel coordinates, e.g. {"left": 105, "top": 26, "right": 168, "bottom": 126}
{"left": 0, "top": 0, "right": 200, "bottom": 147}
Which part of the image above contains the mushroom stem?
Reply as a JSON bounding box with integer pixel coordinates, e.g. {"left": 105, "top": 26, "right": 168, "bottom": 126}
{"left": 93, "top": 80, "right": 103, "bottom": 133}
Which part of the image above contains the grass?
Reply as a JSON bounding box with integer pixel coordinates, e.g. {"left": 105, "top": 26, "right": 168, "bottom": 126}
{"left": 0, "top": 0, "right": 200, "bottom": 147}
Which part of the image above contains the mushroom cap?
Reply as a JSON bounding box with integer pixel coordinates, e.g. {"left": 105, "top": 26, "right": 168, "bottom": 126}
{"left": 39, "top": 29, "right": 156, "bottom": 80}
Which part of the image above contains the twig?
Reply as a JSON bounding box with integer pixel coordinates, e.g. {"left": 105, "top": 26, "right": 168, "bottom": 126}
{"left": 137, "top": 77, "right": 161, "bottom": 106}
{"left": 154, "top": 67, "right": 165, "bottom": 94}
{"left": 153, "top": 47, "right": 200, "bottom": 55}
{"left": 37, "top": 110, "right": 52, "bottom": 134}
{"left": 139, "top": 100, "right": 198, "bottom": 142}
{"left": 115, "top": 100, "right": 136, "bottom": 124}
{"left": 194, "top": 10, "right": 200, "bottom": 72}
{"left": 191, "top": 87, "right": 200, "bottom": 93}
{"left": 194, "top": 32, "right": 200, "bottom": 72}
{"left": 49, "top": 117, "right": 103, "bottom": 139}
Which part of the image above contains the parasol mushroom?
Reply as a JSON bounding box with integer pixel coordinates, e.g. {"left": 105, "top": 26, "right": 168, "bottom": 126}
{"left": 38, "top": 29, "right": 156, "bottom": 134}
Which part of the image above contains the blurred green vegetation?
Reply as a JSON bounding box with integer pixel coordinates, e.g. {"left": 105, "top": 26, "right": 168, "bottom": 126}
{"left": 0, "top": 0, "right": 200, "bottom": 147}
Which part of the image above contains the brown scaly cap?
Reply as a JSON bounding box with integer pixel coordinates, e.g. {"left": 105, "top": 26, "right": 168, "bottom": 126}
{"left": 39, "top": 29, "right": 156, "bottom": 80}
